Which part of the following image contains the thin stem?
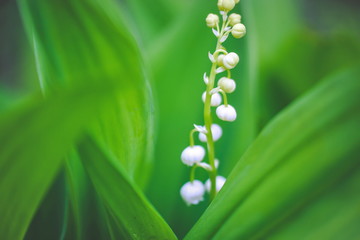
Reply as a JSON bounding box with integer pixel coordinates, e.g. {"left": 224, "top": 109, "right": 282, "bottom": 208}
{"left": 204, "top": 13, "right": 228, "bottom": 201}
{"left": 227, "top": 69, "right": 231, "bottom": 78}
{"left": 190, "top": 165, "right": 197, "bottom": 182}
{"left": 189, "top": 129, "right": 197, "bottom": 146}
{"left": 219, "top": 89, "right": 228, "bottom": 106}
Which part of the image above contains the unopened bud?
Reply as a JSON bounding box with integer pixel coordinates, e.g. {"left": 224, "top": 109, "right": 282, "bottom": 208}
{"left": 206, "top": 13, "right": 219, "bottom": 28}
{"left": 218, "top": 0, "right": 235, "bottom": 12}
{"left": 218, "top": 77, "right": 236, "bottom": 93}
{"left": 231, "top": 23, "right": 246, "bottom": 38}
{"left": 222, "top": 52, "right": 239, "bottom": 69}
{"left": 228, "top": 13, "right": 241, "bottom": 26}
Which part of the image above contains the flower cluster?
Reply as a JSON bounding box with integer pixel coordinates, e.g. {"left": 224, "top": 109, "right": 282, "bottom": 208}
{"left": 180, "top": 0, "right": 246, "bottom": 206}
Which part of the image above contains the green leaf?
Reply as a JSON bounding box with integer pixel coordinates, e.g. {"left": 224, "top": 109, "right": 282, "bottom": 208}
{"left": 0, "top": 84, "right": 116, "bottom": 240}
{"left": 18, "top": 0, "right": 154, "bottom": 187}
{"left": 77, "top": 136, "right": 177, "bottom": 240}
{"left": 185, "top": 67, "right": 360, "bottom": 239}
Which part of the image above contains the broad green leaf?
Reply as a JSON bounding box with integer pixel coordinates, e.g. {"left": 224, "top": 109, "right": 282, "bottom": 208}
{"left": 18, "top": 0, "right": 154, "bottom": 187}
{"left": 77, "top": 136, "right": 177, "bottom": 240}
{"left": 63, "top": 151, "right": 112, "bottom": 240}
{"left": 185, "top": 67, "right": 360, "bottom": 239}
{"left": 24, "top": 172, "right": 67, "bottom": 240}
{"left": 0, "top": 83, "right": 116, "bottom": 240}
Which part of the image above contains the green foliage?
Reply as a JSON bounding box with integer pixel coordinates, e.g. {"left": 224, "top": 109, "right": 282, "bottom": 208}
{"left": 185, "top": 67, "right": 360, "bottom": 239}
{"left": 0, "top": 84, "right": 117, "bottom": 239}
{"left": 0, "top": 0, "right": 359, "bottom": 239}
{"left": 77, "top": 137, "right": 177, "bottom": 240}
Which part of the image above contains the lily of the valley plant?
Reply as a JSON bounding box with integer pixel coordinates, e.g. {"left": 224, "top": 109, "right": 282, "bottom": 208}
{"left": 180, "top": 0, "right": 246, "bottom": 206}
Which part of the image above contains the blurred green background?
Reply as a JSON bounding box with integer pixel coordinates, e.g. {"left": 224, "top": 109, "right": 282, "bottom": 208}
{"left": 1, "top": 0, "right": 359, "bottom": 239}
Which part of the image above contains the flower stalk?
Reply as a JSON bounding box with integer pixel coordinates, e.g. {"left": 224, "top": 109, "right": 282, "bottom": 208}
{"left": 180, "top": 0, "right": 246, "bottom": 206}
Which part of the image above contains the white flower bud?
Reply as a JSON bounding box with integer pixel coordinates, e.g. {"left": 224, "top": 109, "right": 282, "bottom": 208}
{"left": 222, "top": 52, "right": 239, "bottom": 69}
{"left": 216, "top": 104, "right": 237, "bottom": 121}
{"left": 231, "top": 23, "right": 246, "bottom": 38}
{"left": 205, "top": 176, "right": 226, "bottom": 193}
{"left": 199, "top": 124, "right": 223, "bottom": 142}
{"left": 218, "top": 77, "right": 236, "bottom": 93}
{"left": 202, "top": 91, "right": 222, "bottom": 107}
{"left": 217, "top": 0, "right": 235, "bottom": 12}
{"left": 206, "top": 14, "right": 219, "bottom": 28}
{"left": 228, "top": 13, "right": 241, "bottom": 26}
{"left": 234, "top": 0, "right": 240, "bottom": 3}
{"left": 181, "top": 145, "right": 205, "bottom": 166}
{"left": 180, "top": 180, "right": 205, "bottom": 205}
{"left": 217, "top": 54, "right": 225, "bottom": 66}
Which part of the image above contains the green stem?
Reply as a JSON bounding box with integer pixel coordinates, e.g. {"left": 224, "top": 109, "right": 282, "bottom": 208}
{"left": 204, "top": 14, "right": 228, "bottom": 201}
{"left": 190, "top": 165, "right": 197, "bottom": 182}
{"left": 189, "top": 129, "right": 197, "bottom": 146}
{"left": 219, "top": 90, "right": 228, "bottom": 106}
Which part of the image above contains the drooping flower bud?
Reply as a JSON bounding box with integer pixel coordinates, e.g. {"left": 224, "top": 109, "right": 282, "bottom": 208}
{"left": 205, "top": 176, "right": 226, "bottom": 193}
{"left": 202, "top": 91, "right": 222, "bottom": 107}
{"left": 231, "top": 23, "right": 246, "bottom": 38}
{"left": 181, "top": 145, "right": 205, "bottom": 166}
{"left": 206, "top": 13, "right": 219, "bottom": 28}
{"left": 199, "top": 124, "right": 223, "bottom": 142}
{"left": 216, "top": 104, "right": 237, "bottom": 121}
{"left": 217, "top": 0, "right": 235, "bottom": 12}
{"left": 218, "top": 77, "right": 236, "bottom": 93}
{"left": 228, "top": 13, "right": 241, "bottom": 26}
{"left": 180, "top": 180, "right": 205, "bottom": 205}
{"left": 217, "top": 54, "right": 225, "bottom": 67}
{"left": 222, "top": 52, "right": 239, "bottom": 69}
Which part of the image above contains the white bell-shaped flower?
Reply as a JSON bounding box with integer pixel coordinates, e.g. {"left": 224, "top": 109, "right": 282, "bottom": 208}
{"left": 216, "top": 104, "right": 237, "bottom": 121}
{"left": 181, "top": 145, "right": 205, "bottom": 166}
{"left": 222, "top": 52, "right": 239, "bottom": 69}
{"left": 199, "top": 124, "right": 223, "bottom": 142}
{"left": 202, "top": 91, "right": 222, "bottom": 107}
{"left": 206, "top": 13, "right": 219, "bottom": 28}
{"left": 218, "top": 0, "right": 235, "bottom": 12}
{"left": 205, "top": 176, "right": 226, "bottom": 193}
{"left": 180, "top": 180, "right": 206, "bottom": 205}
{"left": 228, "top": 13, "right": 241, "bottom": 26}
{"left": 231, "top": 23, "right": 246, "bottom": 39}
{"left": 218, "top": 77, "right": 236, "bottom": 93}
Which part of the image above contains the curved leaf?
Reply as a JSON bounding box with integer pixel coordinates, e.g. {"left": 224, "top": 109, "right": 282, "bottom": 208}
{"left": 185, "top": 67, "right": 360, "bottom": 239}
{"left": 0, "top": 84, "right": 116, "bottom": 240}
{"left": 18, "top": 0, "right": 154, "bottom": 187}
{"left": 77, "top": 136, "right": 177, "bottom": 240}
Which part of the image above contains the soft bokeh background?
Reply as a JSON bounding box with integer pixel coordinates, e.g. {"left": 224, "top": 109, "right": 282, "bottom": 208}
{"left": 1, "top": 0, "right": 359, "bottom": 239}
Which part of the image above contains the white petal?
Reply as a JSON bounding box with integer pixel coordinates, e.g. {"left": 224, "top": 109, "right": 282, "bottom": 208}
{"left": 219, "top": 34, "right": 229, "bottom": 43}
{"left": 198, "top": 124, "right": 222, "bottom": 142}
{"left": 210, "top": 93, "right": 222, "bottom": 106}
{"left": 194, "top": 124, "right": 207, "bottom": 134}
{"left": 224, "top": 26, "right": 231, "bottom": 31}
{"left": 212, "top": 28, "right": 219, "bottom": 37}
{"left": 211, "top": 124, "right": 223, "bottom": 141}
{"left": 202, "top": 91, "right": 222, "bottom": 106}
{"left": 205, "top": 176, "right": 227, "bottom": 193}
{"left": 214, "top": 159, "right": 220, "bottom": 169}
{"left": 216, "top": 67, "right": 226, "bottom": 74}
{"left": 208, "top": 52, "right": 215, "bottom": 63}
{"left": 196, "top": 162, "right": 212, "bottom": 171}
{"left": 203, "top": 72, "right": 209, "bottom": 84}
